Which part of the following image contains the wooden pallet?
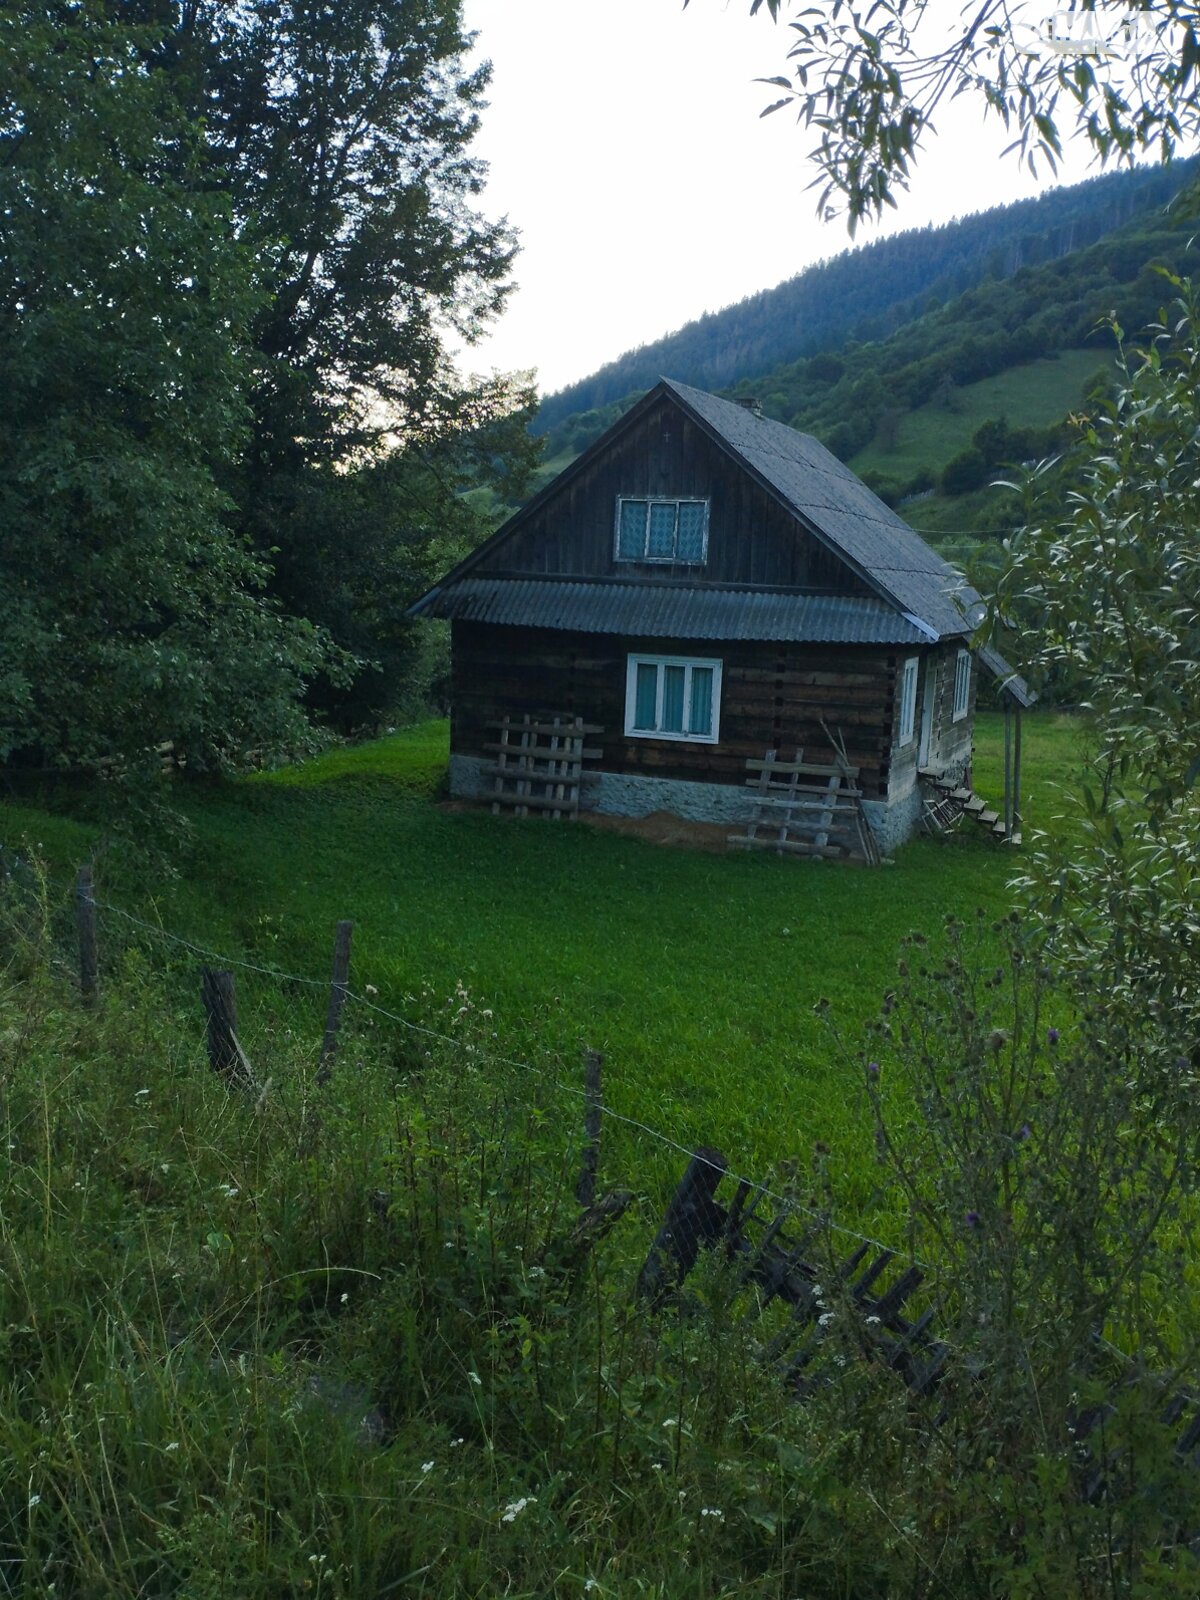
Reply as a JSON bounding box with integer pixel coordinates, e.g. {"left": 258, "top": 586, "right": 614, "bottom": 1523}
{"left": 485, "top": 714, "right": 602, "bottom": 819}
{"left": 728, "top": 748, "right": 880, "bottom": 864}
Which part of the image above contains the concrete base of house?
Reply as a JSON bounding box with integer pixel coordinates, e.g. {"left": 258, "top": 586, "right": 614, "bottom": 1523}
{"left": 449, "top": 755, "right": 927, "bottom": 855}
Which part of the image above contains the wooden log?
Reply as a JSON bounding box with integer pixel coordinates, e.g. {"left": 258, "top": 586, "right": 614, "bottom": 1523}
{"left": 200, "top": 967, "right": 253, "bottom": 1089}
{"left": 576, "top": 1049, "right": 603, "bottom": 1208}
{"left": 75, "top": 865, "right": 98, "bottom": 1006}
{"left": 637, "top": 1148, "right": 728, "bottom": 1307}
{"left": 315, "top": 920, "right": 354, "bottom": 1088}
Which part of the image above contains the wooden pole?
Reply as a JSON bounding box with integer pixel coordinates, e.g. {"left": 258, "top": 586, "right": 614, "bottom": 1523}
{"left": 75, "top": 865, "right": 98, "bottom": 1005}
{"left": 315, "top": 920, "right": 354, "bottom": 1087}
{"left": 201, "top": 967, "right": 252, "bottom": 1087}
{"left": 576, "top": 1049, "right": 603, "bottom": 1207}
{"left": 1003, "top": 698, "right": 1013, "bottom": 838}
{"left": 636, "top": 1147, "right": 728, "bottom": 1307}
{"left": 1013, "top": 705, "right": 1023, "bottom": 842}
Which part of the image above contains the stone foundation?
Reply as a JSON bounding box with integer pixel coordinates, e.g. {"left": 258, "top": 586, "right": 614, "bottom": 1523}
{"left": 449, "top": 754, "right": 928, "bottom": 855}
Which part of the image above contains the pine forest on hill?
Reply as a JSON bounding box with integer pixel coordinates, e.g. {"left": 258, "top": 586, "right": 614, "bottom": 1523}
{"left": 534, "top": 158, "right": 1200, "bottom": 562}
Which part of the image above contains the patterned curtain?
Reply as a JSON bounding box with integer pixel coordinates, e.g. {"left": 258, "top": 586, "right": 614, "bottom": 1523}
{"left": 618, "top": 500, "right": 647, "bottom": 559}
{"left": 676, "top": 502, "right": 707, "bottom": 562}
{"left": 688, "top": 666, "right": 713, "bottom": 736}
{"left": 647, "top": 501, "right": 677, "bottom": 558}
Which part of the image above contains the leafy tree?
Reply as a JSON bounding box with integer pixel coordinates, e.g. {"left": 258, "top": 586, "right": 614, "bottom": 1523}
{"left": 166, "top": 0, "right": 529, "bottom": 723}
{"left": 0, "top": 3, "right": 334, "bottom": 778}
{"left": 709, "top": 0, "right": 1200, "bottom": 224}
{"left": 993, "top": 282, "right": 1200, "bottom": 1037}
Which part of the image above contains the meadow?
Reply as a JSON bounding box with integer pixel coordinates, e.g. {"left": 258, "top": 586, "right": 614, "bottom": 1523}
{"left": 0, "top": 709, "right": 1085, "bottom": 1217}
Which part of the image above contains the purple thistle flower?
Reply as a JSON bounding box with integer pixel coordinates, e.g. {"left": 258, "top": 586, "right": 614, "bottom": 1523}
{"left": 866, "top": 1061, "right": 881, "bottom": 1079}
{"left": 1047, "top": 1027, "right": 1060, "bottom": 1046}
{"left": 964, "top": 1210, "right": 981, "bottom": 1228}
{"left": 1017, "top": 1123, "right": 1032, "bottom": 1142}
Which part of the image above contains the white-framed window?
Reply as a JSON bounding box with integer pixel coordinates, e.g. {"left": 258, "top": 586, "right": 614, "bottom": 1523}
{"left": 897, "top": 656, "right": 919, "bottom": 746}
{"left": 625, "top": 654, "right": 722, "bottom": 743}
{"left": 952, "top": 648, "right": 972, "bottom": 721}
{"left": 614, "top": 497, "right": 709, "bottom": 564}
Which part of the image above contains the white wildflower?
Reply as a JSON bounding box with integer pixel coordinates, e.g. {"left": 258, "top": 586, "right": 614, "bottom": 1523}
{"left": 340, "top": 1292, "right": 349, "bottom": 1304}
{"left": 135, "top": 1089, "right": 150, "bottom": 1099}
{"left": 27, "top": 1495, "right": 40, "bottom": 1509}
{"left": 865, "top": 1314, "right": 881, "bottom": 1326}
{"left": 164, "top": 1442, "right": 179, "bottom": 1453}
{"left": 421, "top": 1461, "right": 434, "bottom": 1474}
{"left": 468, "top": 1371, "right": 482, "bottom": 1386}
{"left": 450, "top": 1437, "right": 464, "bottom": 1448}
{"left": 818, "top": 1312, "right": 835, "bottom": 1327}
{"left": 365, "top": 984, "right": 379, "bottom": 996}
{"left": 500, "top": 1496, "right": 537, "bottom": 1523}
{"left": 700, "top": 1507, "right": 724, "bottom": 1520}
{"left": 217, "top": 1184, "right": 239, "bottom": 1199}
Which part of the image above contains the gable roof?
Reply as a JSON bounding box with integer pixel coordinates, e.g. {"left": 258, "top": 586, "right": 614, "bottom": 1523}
{"left": 658, "top": 379, "right": 976, "bottom": 638}
{"left": 410, "top": 379, "right": 1032, "bottom": 699}
{"left": 412, "top": 378, "right": 976, "bottom": 638}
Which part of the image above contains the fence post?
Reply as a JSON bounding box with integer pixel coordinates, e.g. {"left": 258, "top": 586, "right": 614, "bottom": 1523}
{"left": 576, "top": 1048, "right": 603, "bottom": 1207}
{"left": 75, "top": 865, "right": 98, "bottom": 1005}
{"left": 636, "top": 1147, "right": 728, "bottom": 1307}
{"left": 315, "top": 919, "right": 354, "bottom": 1087}
{"left": 201, "top": 966, "right": 252, "bottom": 1088}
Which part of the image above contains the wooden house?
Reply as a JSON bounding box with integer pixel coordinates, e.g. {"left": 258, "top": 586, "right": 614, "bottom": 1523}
{"left": 410, "top": 379, "right": 1032, "bottom": 852}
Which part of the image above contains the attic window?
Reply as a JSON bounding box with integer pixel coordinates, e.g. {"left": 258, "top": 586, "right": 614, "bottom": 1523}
{"left": 615, "top": 497, "right": 708, "bottom": 564}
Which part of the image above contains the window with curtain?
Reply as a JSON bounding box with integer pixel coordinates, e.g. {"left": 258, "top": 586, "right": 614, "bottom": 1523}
{"left": 625, "top": 654, "right": 722, "bottom": 743}
{"left": 615, "top": 498, "right": 709, "bottom": 563}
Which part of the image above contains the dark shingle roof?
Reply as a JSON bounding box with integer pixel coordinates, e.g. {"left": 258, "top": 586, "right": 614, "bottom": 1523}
{"left": 661, "top": 379, "right": 977, "bottom": 638}
{"left": 423, "top": 578, "right": 937, "bottom": 646}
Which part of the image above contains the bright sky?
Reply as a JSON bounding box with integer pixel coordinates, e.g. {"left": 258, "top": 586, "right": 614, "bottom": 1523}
{"left": 457, "top": 0, "right": 1112, "bottom": 398}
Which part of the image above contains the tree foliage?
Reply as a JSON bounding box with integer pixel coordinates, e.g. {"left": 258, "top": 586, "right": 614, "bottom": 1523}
{"left": 993, "top": 281, "right": 1200, "bottom": 1033}
{"left": 0, "top": 3, "right": 333, "bottom": 777}
{"left": 705, "top": 0, "right": 1200, "bottom": 226}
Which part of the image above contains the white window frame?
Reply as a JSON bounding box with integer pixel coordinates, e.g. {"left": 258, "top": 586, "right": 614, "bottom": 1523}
{"left": 952, "top": 648, "right": 972, "bottom": 721}
{"left": 624, "top": 653, "right": 723, "bottom": 744}
{"left": 613, "top": 496, "right": 709, "bottom": 565}
{"left": 897, "top": 656, "right": 919, "bottom": 747}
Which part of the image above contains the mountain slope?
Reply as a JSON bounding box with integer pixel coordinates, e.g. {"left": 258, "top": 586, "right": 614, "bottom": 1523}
{"left": 537, "top": 157, "right": 1198, "bottom": 440}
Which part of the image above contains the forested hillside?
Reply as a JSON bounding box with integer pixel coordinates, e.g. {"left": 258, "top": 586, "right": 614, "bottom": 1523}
{"left": 538, "top": 178, "right": 1200, "bottom": 558}
{"left": 537, "top": 157, "right": 1198, "bottom": 437}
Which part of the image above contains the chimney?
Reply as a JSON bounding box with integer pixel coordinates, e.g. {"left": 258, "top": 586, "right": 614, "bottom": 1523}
{"left": 736, "top": 396, "right": 764, "bottom": 418}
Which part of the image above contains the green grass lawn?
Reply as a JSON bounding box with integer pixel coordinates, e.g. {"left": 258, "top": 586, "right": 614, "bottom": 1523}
{"left": 1, "top": 710, "right": 1085, "bottom": 1223}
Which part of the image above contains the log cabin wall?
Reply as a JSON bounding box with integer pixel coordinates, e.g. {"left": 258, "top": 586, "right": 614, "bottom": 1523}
{"left": 470, "top": 393, "right": 866, "bottom": 593}
{"left": 450, "top": 620, "right": 902, "bottom": 799}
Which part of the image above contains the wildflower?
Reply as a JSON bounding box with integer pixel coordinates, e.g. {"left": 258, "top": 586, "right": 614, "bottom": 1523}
{"left": 1047, "top": 1027, "right": 1060, "bottom": 1045}
{"left": 818, "top": 1311, "right": 836, "bottom": 1327}
{"left": 450, "top": 1437, "right": 464, "bottom": 1448}
{"left": 27, "top": 1495, "right": 40, "bottom": 1509}
{"left": 1016, "top": 1123, "right": 1032, "bottom": 1142}
{"left": 500, "top": 1496, "right": 536, "bottom": 1523}
{"left": 340, "top": 1292, "right": 349, "bottom": 1304}
{"left": 866, "top": 1061, "right": 880, "bottom": 1079}
{"left": 468, "top": 1371, "right": 482, "bottom": 1387}
{"left": 135, "top": 1088, "right": 150, "bottom": 1099}
{"left": 164, "top": 1442, "right": 179, "bottom": 1453}
{"left": 365, "top": 984, "right": 379, "bottom": 997}
{"left": 481, "top": 1009, "right": 493, "bottom": 1019}
{"left": 700, "top": 1507, "right": 724, "bottom": 1520}
{"left": 421, "top": 1461, "right": 434, "bottom": 1474}
{"left": 965, "top": 1210, "right": 981, "bottom": 1228}
{"left": 217, "top": 1184, "right": 239, "bottom": 1199}
{"left": 865, "top": 1315, "right": 881, "bottom": 1326}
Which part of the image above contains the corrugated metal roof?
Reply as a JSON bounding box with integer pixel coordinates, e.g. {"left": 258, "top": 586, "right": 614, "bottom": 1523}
{"left": 976, "top": 641, "right": 1037, "bottom": 707}
{"left": 661, "top": 379, "right": 979, "bottom": 638}
{"left": 420, "top": 577, "right": 937, "bottom": 645}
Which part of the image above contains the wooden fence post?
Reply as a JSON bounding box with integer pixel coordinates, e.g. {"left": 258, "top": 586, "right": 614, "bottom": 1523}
{"left": 576, "top": 1048, "right": 603, "bottom": 1207}
{"left": 201, "top": 967, "right": 253, "bottom": 1088}
{"left": 315, "top": 919, "right": 354, "bottom": 1087}
{"left": 636, "top": 1147, "right": 728, "bottom": 1307}
{"left": 75, "top": 865, "right": 98, "bottom": 1005}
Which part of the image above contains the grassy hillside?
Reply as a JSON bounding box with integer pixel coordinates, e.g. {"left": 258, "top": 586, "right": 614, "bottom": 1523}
{"left": 1, "top": 711, "right": 1084, "bottom": 1215}
{"left": 848, "top": 348, "right": 1104, "bottom": 487}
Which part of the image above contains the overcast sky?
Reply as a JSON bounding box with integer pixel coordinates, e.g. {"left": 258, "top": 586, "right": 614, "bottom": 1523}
{"left": 457, "top": 0, "right": 1106, "bottom": 397}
